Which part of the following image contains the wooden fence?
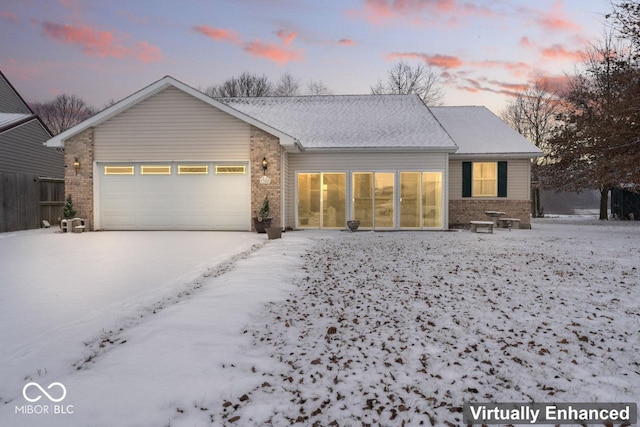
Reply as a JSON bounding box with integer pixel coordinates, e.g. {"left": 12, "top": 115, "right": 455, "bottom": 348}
{"left": 0, "top": 172, "right": 64, "bottom": 233}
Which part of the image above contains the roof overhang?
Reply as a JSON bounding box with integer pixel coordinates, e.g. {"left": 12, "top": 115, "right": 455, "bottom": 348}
{"left": 298, "top": 146, "right": 458, "bottom": 153}
{"left": 451, "top": 152, "right": 543, "bottom": 160}
{"left": 45, "top": 76, "right": 297, "bottom": 148}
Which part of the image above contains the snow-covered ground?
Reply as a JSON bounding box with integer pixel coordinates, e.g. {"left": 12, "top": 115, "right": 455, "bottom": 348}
{"left": 1, "top": 219, "right": 638, "bottom": 426}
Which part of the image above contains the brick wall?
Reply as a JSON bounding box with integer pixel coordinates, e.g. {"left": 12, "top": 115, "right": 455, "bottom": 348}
{"left": 250, "top": 126, "right": 282, "bottom": 230}
{"left": 449, "top": 199, "right": 532, "bottom": 229}
{"left": 64, "top": 128, "right": 94, "bottom": 230}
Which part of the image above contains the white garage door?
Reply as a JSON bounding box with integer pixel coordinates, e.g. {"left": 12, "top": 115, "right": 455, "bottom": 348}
{"left": 98, "top": 162, "right": 251, "bottom": 230}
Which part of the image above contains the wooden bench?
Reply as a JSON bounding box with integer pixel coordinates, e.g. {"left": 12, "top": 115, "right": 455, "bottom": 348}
{"left": 469, "top": 220, "right": 494, "bottom": 234}
{"left": 498, "top": 218, "right": 521, "bottom": 229}
{"left": 73, "top": 225, "right": 86, "bottom": 233}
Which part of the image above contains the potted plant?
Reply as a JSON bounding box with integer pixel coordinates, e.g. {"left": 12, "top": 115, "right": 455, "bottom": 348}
{"left": 253, "top": 196, "right": 272, "bottom": 233}
{"left": 266, "top": 224, "right": 282, "bottom": 240}
{"left": 62, "top": 195, "right": 77, "bottom": 219}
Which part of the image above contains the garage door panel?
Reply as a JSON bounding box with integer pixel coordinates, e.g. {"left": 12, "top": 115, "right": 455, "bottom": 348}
{"left": 99, "top": 162, "right": 250, "bottom": 230}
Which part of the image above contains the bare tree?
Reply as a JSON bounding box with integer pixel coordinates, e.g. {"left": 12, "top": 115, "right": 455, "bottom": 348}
{"left": 371, "top": 61, "right": 444, "bottom": 105}
{"left": 501, "top": 80, "right": 560, "bottom": 160}
{"left": 30, "top": 94, "right": 95, "bottom": 135}
{"left": 273, "top": 73, "right": 300, "bottom": 96}
{"left": 204, "top": 72, "right": 272, "bottom": 97}
{"left": 306, "top": 80, "right": 332, "bottom": 95}
{"left": 501, "top": 80, "right": 562, "bottom": 217}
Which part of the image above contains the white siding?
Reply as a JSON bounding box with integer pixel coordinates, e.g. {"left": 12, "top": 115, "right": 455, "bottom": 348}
{"left": 94, "top": 87, "right": 251, "bottom": 161}
{"left": 449, "top": 158, "right": 531, "bottom": 200}
{"left": 286, "top": 151, "right": 448, "bottom": 229}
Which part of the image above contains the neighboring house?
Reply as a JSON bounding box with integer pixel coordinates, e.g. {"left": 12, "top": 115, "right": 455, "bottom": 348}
{"left": 45, "top": 76, "right": 542, "bottom": 231}
{"left": 0, "top": 71, "right": 63, "bottom": 232}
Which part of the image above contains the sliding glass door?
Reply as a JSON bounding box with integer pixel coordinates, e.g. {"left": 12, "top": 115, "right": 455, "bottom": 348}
{"left": 352, "top": 172, "right": 395, "bottom": 229}
{"left": 400, "top": 171, "right": 443, "bottom": 229}
{"left": 297, "top": 172, "right": 346, "bottom": 228}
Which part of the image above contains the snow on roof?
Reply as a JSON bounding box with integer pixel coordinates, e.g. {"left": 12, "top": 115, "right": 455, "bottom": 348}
{"left": 430, "top": 106, "right": 543, "bottom": 157}
{"left": 0, "top": 112, "right": 32, "bottom": 129}
{"left": 221, "top": 95, "right": 457, "bottom": 150}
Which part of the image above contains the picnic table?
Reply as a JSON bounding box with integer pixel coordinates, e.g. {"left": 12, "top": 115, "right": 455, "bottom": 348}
{"left": 484, "top": 211, "right": 505, "bottom": 227}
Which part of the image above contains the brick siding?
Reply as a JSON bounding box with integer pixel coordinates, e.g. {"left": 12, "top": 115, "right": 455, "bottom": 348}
{"left": 64, "top": 128, "right": 94, "bottom": 230}
{"left": 250, "top": 126, "right": 282, "bottom": 230}
{"left": 449, "top": 199, "right": 532, "bottom": 229}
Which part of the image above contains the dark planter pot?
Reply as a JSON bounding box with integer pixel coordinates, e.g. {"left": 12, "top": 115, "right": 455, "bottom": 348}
{"left": 253, "top": 218, "right": 272, "bottom": 233}
{"left": 347, "top": 220, "right": 360, "bottom": 231}
{"left": 266, "top": 227, "right": 282, "bottom": 240}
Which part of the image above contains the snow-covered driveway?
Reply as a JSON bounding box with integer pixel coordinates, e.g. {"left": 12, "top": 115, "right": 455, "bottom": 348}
{"left": 0, "top": 229, "right": 263, "bottom": 417}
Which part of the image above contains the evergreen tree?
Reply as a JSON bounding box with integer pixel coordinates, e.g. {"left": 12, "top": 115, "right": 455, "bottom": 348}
{"left": 63, "top": 195, "right": 77, "bottom": 219}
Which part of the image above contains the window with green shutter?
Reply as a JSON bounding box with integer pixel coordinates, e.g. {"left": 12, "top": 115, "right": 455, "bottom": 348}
{"left": 497, "top": 161, "right": 508, "bottom": 198}
{"left": 462, "top": 162, "right": 472, "bottom": 198}
{"left": 462, "top": 161, "right": 508, "bottom": 198}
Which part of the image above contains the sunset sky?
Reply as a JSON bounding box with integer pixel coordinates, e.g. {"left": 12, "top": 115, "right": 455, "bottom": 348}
{"left": 1, "top": 0, "right": 611, "bottom": 114}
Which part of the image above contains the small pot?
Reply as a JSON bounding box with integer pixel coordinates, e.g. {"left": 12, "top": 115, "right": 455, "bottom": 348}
{"left": 347, "top": 220, "right": 360, "bottom": 231}
{"left": 266, "top": 227, "right": 282, "bottom": 240}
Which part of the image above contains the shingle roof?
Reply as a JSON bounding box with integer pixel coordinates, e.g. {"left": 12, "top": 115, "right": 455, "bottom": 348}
{"left": 221, "top": 95, "right": 457, "bottom": 150}
{"left": 430, "top": 106, "right": 543, "bottom": 157}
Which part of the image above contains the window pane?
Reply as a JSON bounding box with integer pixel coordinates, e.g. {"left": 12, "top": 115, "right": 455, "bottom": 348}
{"left": 179, "top": 165, "right": 208, "bottom": 174}
{"left": 322, "top": 173, "right": 346, "bottom": 228}
{"left": 422, "top": 172, "right": 442, "bottom": 228}
{"left": 215, "top": 165, "right": 246, "bottom": 174}
{"left": 141, "top": 165, "right": 171, "bottom": 175}
{"left": 352, "top": 173, "right": 373, "bottom": 228}
{"left": 298, "top": 173, "right": 320, "bottom": 227}
{"left": 472, "top": 162, "right": 497, "bottom": 197}
{"left": 105, "top": 166, "right": 134, "bottom": 175}
{"left": 400, "top": 172, "right": 420, "bottom": 228}
{"left": 374, "top": 173, "right": 394, "bottom": 228}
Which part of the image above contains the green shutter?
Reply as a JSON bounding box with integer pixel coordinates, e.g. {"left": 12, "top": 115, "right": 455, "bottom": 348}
{"left": 497, "top": 161, "right": 508, "bottom": 197}
{"left": 462, "top": 162, "right": 472, "bottom": 198}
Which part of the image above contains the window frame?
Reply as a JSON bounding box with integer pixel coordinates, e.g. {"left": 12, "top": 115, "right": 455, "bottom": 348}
{"left": 178, "top": 165, "right": 208, "bottom": 175}
{"left": 140, "top": 165, "right": 172, "bottom": 175}
{"left": 472, "top": 162, "right": 498, "bottom": 197}
{"left": 104, "top": 165, "right": 135, "bottom": 175}
{"left": 215, "top": 165, "right": 246, "bottom": 175}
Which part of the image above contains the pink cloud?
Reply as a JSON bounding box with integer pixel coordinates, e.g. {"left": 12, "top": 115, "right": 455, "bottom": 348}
{"left": 355, "top": 0, "right": 454, "bottom": 24}
{"left": 348, "top": 0, "right": 499, "bottom": 27}
{"left": 523, "top": 1, "right": 582, "bottom": 33}
{"left": 541, "top": 44, "right": 585, "bottom": 61}
{"left": 472, "top": 60, "right": 532, "bottom": 77}
{"left": 135, "top": 41, "right": 163, "bottom": 63}
{"left": 1, "top": 11, "right": 17, "bottom": 22}
{"left": 244, "top": 40, "right": 302, "bottom": 64}
{"left": 191, "top": 25, "right": 241, "bottom": 44}
{"left": 193, "top": 24, "right": 303, "bottom": 64}
{"left": 518, "top": 36, "right": 534, "bottom": 49}
{"left": 387, "top": 52, "right": 463, "bottom": 69}
{"left": 41, "top": 21, "right": 162, "bottom": 63}
{"left": 276, "top": 30, "right": 298, "bottom": 46}
{"left": 338, "top": 38, "right": 355, "bottom": 46}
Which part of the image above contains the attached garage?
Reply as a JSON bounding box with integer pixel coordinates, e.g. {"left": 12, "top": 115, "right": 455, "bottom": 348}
{"left": 97, "top": 162, "right": 250, "bottom": 230}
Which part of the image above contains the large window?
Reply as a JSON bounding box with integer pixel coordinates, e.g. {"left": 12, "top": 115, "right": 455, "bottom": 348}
{"left": 463, "top": 161, "right": 507, "bottom": 198}
{"left": 297, "top": 173, "right": 346, "bottom": 228}
{"left": 472, "top": 162, "right": 497, "bottom": 197}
